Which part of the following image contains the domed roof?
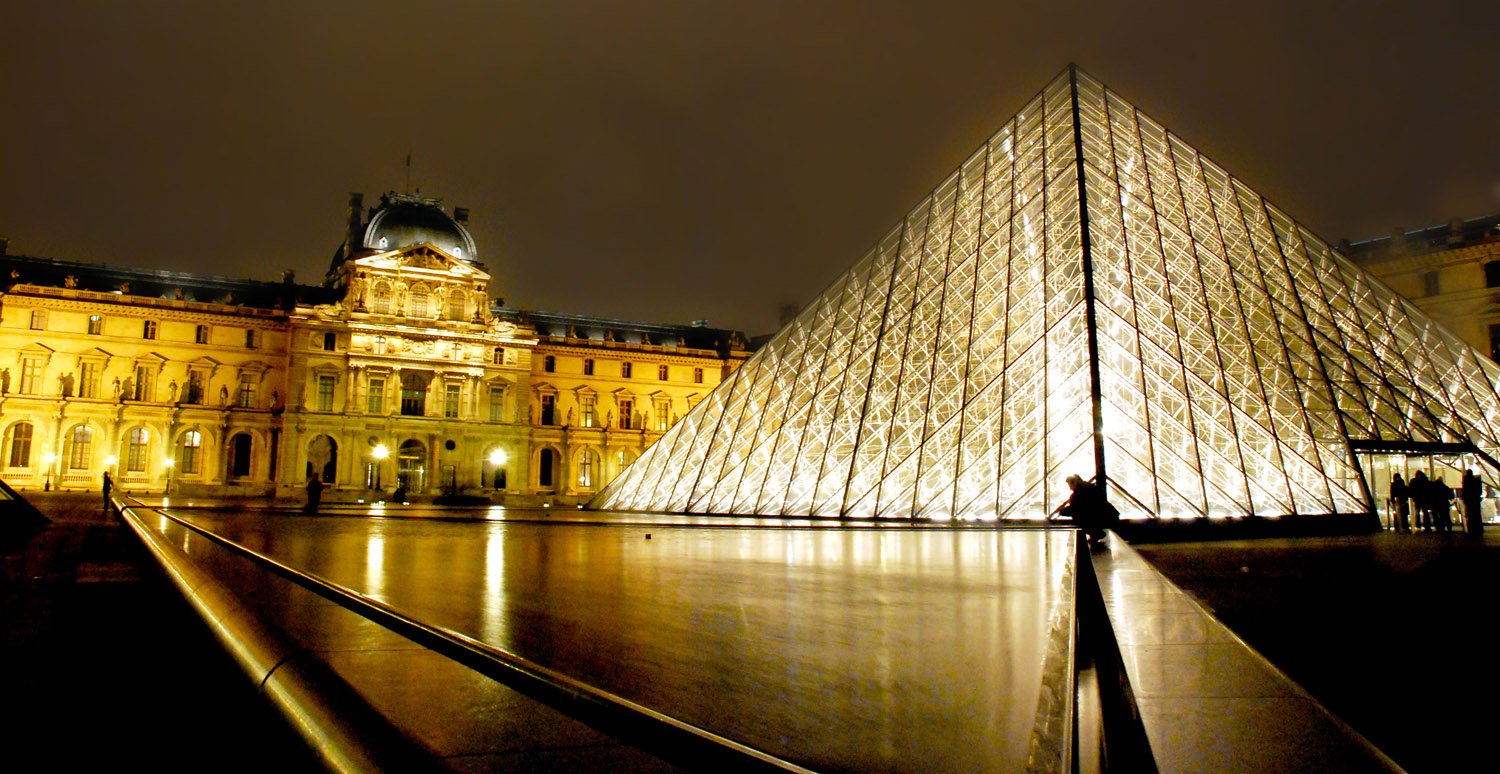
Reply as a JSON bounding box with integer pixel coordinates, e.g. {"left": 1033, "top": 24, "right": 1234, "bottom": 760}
{"left": 362, "top": 192, "right": 477, "bottom": 262}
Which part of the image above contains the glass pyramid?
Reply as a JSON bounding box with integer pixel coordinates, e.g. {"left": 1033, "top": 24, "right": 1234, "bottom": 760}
{"left": 593, "top": 66, "right": 1500, "bottom": 520}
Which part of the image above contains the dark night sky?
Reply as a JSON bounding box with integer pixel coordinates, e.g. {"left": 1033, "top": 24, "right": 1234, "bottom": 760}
{"left": 3, "top": 2, "right": 1497, "bottom": 336}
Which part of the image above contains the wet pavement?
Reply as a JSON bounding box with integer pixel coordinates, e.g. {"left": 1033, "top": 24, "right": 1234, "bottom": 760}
{"left": 174, "top": 508, "right": 1075, "bottom": 772}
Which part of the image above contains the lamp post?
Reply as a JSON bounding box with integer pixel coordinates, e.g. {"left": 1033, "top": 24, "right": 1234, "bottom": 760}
{"left": 163, "top": 457, "right": 175, "bottom": 495}
{"left": 42, "top": 452, "right": 57, "bottom": 491}
{"left": 371, "top": 444, "right": 388, "bottom": 492}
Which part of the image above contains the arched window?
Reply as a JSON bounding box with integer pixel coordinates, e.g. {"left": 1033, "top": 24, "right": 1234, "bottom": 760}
{"left": 409, "top": 285, "right": 429, "bottom": 319}
{"left": 179, "top": 430, "right": 202, "bottom": 474}
{"left": 577, "top": 449, "right": 598, "bottom": 488}
{"left": 7, "top": 422, "right": 34, "bottom": 468}
{"left": 400, "top": 372, "right": 428, "bottom": 416}
{"left": 126, "top": 428, "right": 150, "bottom": 472}
{"left": 372, "top": 282, "right": 392, "bottom": 315}
{"left": 67, "top": 425, "right": 93, "bottom": 470}
{"left": 307, "top": 435, "right": 337, "bottom": 484}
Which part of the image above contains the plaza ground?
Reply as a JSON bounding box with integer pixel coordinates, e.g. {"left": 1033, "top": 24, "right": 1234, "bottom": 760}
{"left": 3, "top": 491, "right": 1490, "bottom": 771}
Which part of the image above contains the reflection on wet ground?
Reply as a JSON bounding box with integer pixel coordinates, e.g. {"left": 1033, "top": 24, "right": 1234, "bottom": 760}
{"left": 180, "top": 507, "right": 1073, "bottom": 772}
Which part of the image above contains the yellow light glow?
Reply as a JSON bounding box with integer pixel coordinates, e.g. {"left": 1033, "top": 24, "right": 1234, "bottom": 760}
{"left": 489, "top": 448, "right": 508, "bottom": 466}
{"left": 42, "top": 452, "right": 57, "bottom": 465}
{"left": 371, "top": 444, "right": 389, "bottom": 460}
{"left": 163, "top": 458, "right": 175, "bottom": 468}
{"left": 104, "top": 455, "right": 119, "bottom": 467}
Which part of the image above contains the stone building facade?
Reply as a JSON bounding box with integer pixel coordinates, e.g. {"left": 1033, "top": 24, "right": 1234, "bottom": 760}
{"left": 0, "top": 192, "right": 750, "bottom": 502}
{"left": 1343, "top": 214, "right": 1500, "bottom": 360}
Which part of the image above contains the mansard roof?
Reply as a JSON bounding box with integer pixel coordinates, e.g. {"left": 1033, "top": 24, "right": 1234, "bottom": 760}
{"left": 0, "top": 253, "right": 339, "bottom": 310}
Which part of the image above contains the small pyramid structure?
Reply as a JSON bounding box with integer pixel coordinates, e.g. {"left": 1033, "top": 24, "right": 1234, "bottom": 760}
{"left": 592, "top": 66, "right": 1500, "bottom": 520}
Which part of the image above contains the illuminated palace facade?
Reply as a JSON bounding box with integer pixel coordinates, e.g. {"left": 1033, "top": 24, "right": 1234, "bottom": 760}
{"left": 0, "top": 192, "right": 750, "bottom": 501}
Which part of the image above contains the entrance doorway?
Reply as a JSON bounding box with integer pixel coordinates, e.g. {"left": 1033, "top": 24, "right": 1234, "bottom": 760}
{"left": 1356, "top": 450, "right": 1494, "bottom": 529}
{"left": 398, "top": 440, "right": 427, "bottom": 493}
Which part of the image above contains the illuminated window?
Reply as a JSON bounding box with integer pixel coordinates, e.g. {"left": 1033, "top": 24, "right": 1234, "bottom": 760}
{"left": 316, "top": 375, "right": 336, "bottom": 412}
{"left": 693, "top": 367, "right": 704, "bottom": 384}
{"left": 29, "top": 310, "right": 46, "bottom": 330}
{"left": 143, "top": 320, "right": 157, "bottom": 339}
{"left": 67, "top": 425, "right": 92, "bottom": 470}
{"left": 195, "top": 324, "right": 209, "bottom": 344}
{"left": 544, "top": 355, "right": 556, "bottom": 373}
{"left": 658, "top": 365, "right": 669, "bottom": 381}
{"left": 577, "top": 449, "right": 598, "bottom": 488}
{"left": 444, "top": 383, "right": 461, "bottom": 418}
{"left": 237, "top": 373, "right": 257, "bottom": 408}
{"left": 368, "top": 377, "right": 385, "bottom": 414}
{"left": 126, "top": 428, "right": 149, "bottom": 472}
{"left": 618, "top": 399, "right": 633, "bottom": 429}
{"left": 584, "top": 358, "right": 594, "bottom": 375}
{"left": 7, "top": 422, "right": 34, "bottom": 467}
{"left": 179, "top": 430, "right": 202, "bottom": 474}
{"left": 654, "top": 398, "right": 671, "bottom": 431}
{"left": 87, "top": 315, "right": 103, "bottom": 335}
{"left": 581, "top": 396, "right": 596, "bottom": 427}
{"left": 621, "top": 361, "right": 632, "bottom": 378}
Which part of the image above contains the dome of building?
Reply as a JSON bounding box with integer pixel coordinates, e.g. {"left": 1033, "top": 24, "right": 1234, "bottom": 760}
{"left": 362, "top": 192, "right": 478, "bottom": 262}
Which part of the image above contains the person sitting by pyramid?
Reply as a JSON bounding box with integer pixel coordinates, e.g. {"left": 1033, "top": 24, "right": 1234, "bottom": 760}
{"left": 1055, "top": 474, "right": 1118, "bottom": 545}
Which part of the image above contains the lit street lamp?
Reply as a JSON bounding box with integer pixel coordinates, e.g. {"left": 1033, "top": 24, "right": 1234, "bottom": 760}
{"left": 371, "top": 444, "right": 389, "bottom": 491}
{"left": 489, "top": 448, "right": 508, "bottom": 490}
{"left": 42, "top": 452, "right": 57, "bottom": 491}
{"left": 163, "top": 457, "right": 175, "bottom": 495}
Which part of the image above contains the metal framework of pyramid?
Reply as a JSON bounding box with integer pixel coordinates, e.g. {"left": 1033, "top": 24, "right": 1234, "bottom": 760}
{"left": 593, "top": 66, "right": 1500, "bottom": 521}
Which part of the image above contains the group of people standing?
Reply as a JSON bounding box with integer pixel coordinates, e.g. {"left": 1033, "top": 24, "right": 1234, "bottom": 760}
{"left": 1388, "top": 468, "right": 1485, "bottom": 537}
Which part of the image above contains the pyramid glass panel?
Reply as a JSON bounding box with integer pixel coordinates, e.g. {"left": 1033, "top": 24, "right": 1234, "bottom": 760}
{"left": 593, "top": 66, "right": 1500, "bottom": 520}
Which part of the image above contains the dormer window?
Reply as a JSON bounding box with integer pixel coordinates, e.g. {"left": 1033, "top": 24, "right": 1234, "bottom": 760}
{"left": 452, "top": 246, "right": 463, "bottom": 258}
{"left": 378, "top": 236, "right": 389, "bottom": 248}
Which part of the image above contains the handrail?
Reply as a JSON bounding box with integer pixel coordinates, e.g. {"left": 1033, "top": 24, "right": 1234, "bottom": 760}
{"left": 121, "top": 498, "right": 812, "bottom": 774}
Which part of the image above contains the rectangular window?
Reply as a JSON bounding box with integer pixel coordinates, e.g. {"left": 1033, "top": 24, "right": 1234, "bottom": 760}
{"left": 544, "top": 355, "right": 555, "bottom": 373}
{"left": 400, "top": 380, "right": 426, "bottom": 416}
{"left": 1488, "top": 261, "right": 1500, "bottom": 289}
{"left": 693, "top": 367, "right": 704, "bottom": 384}
{"left": 126, "top": 429, "right": 148, "bottom": 472}
{"left": 8, "top": 423, "right": 33, "bottom": 467}
{"left": 1424, "top": 271, "right": 1440, "bottom": 296}
{"left": 373, "top": 336, "right": 388, "bottom": 355}
{"left": 245, "top": 329, "right": 258, "bottom": 349}
{"left": 581, "top": 396, "right": 596, "bottom": 427}
{"left": 316, "top": 375, "right": 335, "bottom": 412}
{"left": 195, "top": 324, "right": 209, "bottom": 344}
{"left": 237, "top": 374, "right": 257, "bottom": 408}
{"left": 583, "top": 358, "right": 594, "bottom": 375}
{"left": 322, "top": 332, "right": 337, "bottom": 351}
{"left": 493, "top": 347, "right": 505, "bottom": 365}
{"left": 655, "top": 399, "right": 671, "bottom": 431}
{"left": 489, "top": 387, "right": 505, "bottom": 422}
{"left": 621, "top": 361, "right": 632, "bottom": 378}
{"left": 186, "top": 370, "right": 206, "bottom": 404}
{"left": 658, "top": 364, "right": 669, "bottom": 381}
{"left": 619, "top": 399, "right": 633, "bottom": 429}
{"left": 20, "top": 358, "right": 43, "bottom": 394}
{"left": 368, "top": 377, "right": 385, "bottom": 414}
{"left": 29, "top": 310, "right": 46, "bottom": 330}
{"left": 444, "top": 383, "right": 461, "bottom": 418}
{"left": 540, "top": 394, "right": 556, "bottom": 425}
{"left": 134, "top": 365, "right": 154, "bottom": 402}
{"left": 79, "top": 362, "right": 101, "bottom": 398}
{"left": 87, "top": 315, "right": 103, "bottom": 335}
{"left": 143, "top": 320, "right": 157, "bottom": 339}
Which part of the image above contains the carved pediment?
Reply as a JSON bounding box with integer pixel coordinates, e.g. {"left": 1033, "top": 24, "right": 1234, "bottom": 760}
{"left": 354, "top": 245, "right": 489, "bottom": 283}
